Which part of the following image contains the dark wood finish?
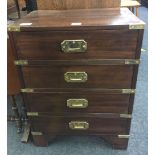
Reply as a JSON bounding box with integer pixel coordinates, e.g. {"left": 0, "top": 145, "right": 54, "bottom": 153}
{"left": 31, "top": 134, "right": 128, "bottom": 149}
{"left": 32, "top": 134, "right": 56, "bottom": 146}
{"left": 21, "top": 88, "right": 134, "bottom": 94}
{"left": 136, "top": 30, "right": 144, "bottom": 58}
{"left": 31, "top": 133, "right": 128, "bottom": 149}
{"left": 22, "top": 65, "right": 134, "bottom": 89}
{"left": 8, "top": 33, "right": 27, "bottom": 89}
{"left": 103, "top": 136, "right": 128, "bottom": 149}
{"left": 36, "top": 0, "right": 120, "bottom": 10}
{"left": 24, "top": 93, "right": 130, "bottom": 113}
{"left": 17, "top": 59, "right": 138, "bottom": 66}
{"left": 13, "top": 30, "right": 138, "bottom": 60}
{"left": 15, "top": 59, "right": 140, "bottom": 66}
{"left": 9, "top": 8, "right": 144, "bottom": 149}
{"left": 129, "top": 29, "right": 144, "bottom": 114}
{"left": 7, "top": 35, "right": 22, "bottom": 133}
{"left": 7, "top": 37, "right": 21, "bottom": 95}
{"left": 32, "top": 134, "right": 48, "bottom": 147}
{"left": 29, "top": 114, "right": 130, "bottom": 135}
{"left": 12, "top": 8, "right": 144, "bottom": 31}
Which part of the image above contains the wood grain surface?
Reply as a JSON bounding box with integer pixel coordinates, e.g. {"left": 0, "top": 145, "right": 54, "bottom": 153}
{"left": 13, "top": 30, "right": 138, "bottom": 60}
{"left": 21, "top": 65, "right": 134, "bottom": 89}
{"left": 30, "top": 114, "right": 130, "bottom": 135}
{"left": 12, "top": 8, "right": 144, "bottom": 31}
{"left": 24, "top": 93, "right": 130, "bottom": 113}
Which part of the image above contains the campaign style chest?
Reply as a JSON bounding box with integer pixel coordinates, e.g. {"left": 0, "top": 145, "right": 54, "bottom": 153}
{"left": 8, "top": 8, "right": 144, "bottom": 149}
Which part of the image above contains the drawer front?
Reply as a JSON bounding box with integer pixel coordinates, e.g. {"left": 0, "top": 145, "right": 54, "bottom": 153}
{"left": 30, "top": 114, "right": 130, "bottom": 135}
{"left": 24, "top": 93, "right": 130, "bottom": 113}
{"left": 13, "top": 30, "right": 138, "bottom": 59}
{"left": 22, "top": 65, "right": 134, "bottom": 89}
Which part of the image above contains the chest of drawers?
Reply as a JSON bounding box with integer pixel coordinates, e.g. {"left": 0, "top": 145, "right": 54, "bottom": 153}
{"left": 8, "top": 8, "right": 144, "bottom": 149}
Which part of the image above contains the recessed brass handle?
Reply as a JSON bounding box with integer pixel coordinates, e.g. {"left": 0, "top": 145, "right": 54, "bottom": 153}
{"left": 64, "top": 72, "right": 88, "bottom": 83}
{"left": 61, "top": 40, "right": 87, "bottom": 53}
{"left": 69, "top": 121, "right": 89, "bottom": 130}
{"left": 67, "top": 99, "right": 88, "bottom": 108}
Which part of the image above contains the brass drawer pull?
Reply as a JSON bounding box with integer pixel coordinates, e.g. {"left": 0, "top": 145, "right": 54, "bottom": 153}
{"left": 61, "top": 40, "right": 87, "bottom": 53}
{"left": 67, "top": 99, "right": 88, "bottom": 108}
{"left": 64, "top": 72, "right": 88, "bottom": 83}
{"left": 69, "top": 121, "right": 89, "bottom": 130}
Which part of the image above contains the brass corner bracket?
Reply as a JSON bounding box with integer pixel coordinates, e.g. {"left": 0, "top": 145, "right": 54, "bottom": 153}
{"left": 120, "top": 114, "right": 132, "bottom": 119}
{"left": 125, "top": 59, "right": 140, "bottom": 65}
{"left": 14, "top": 60, "right": 28, "bottom": 66}
{"left": 129, "top": 23, "right": 145, "bottom": 29}
{"left": 21, "top": 88, "right": 34, "bottom": 93}
{"left": 27, "top": 112, "right": 38, "bottom": 116}
{"left": 118, "top": 135, "right": 130, "bottom": 139}
{"left": 8, "top": 24, "right": 20, "bottom": 32}
{"left": 122, "top": 89, "right": 135, "bottom": 94}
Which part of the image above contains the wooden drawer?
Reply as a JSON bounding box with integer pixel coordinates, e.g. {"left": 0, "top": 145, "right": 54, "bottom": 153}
{"left": 13, "top": 30, "right": 138, "bottom": 60}
{"left": 29, "top": 114, "right": 130, "bottom": 135}
{"left": 22, "top": 65, "right": 134, "bottom": 89}
{"left": 24, "top": 93, "right": 130, "bottom": 114}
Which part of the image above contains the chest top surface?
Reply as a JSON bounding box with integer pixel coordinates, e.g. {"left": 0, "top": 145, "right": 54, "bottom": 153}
{"left": 8, "top": 8, "right": 144, "bottom": 31}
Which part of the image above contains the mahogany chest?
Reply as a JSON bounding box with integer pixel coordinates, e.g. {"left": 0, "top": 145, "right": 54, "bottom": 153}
{"left": 8, "top": 8, "right": 144, "bottom": 149}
